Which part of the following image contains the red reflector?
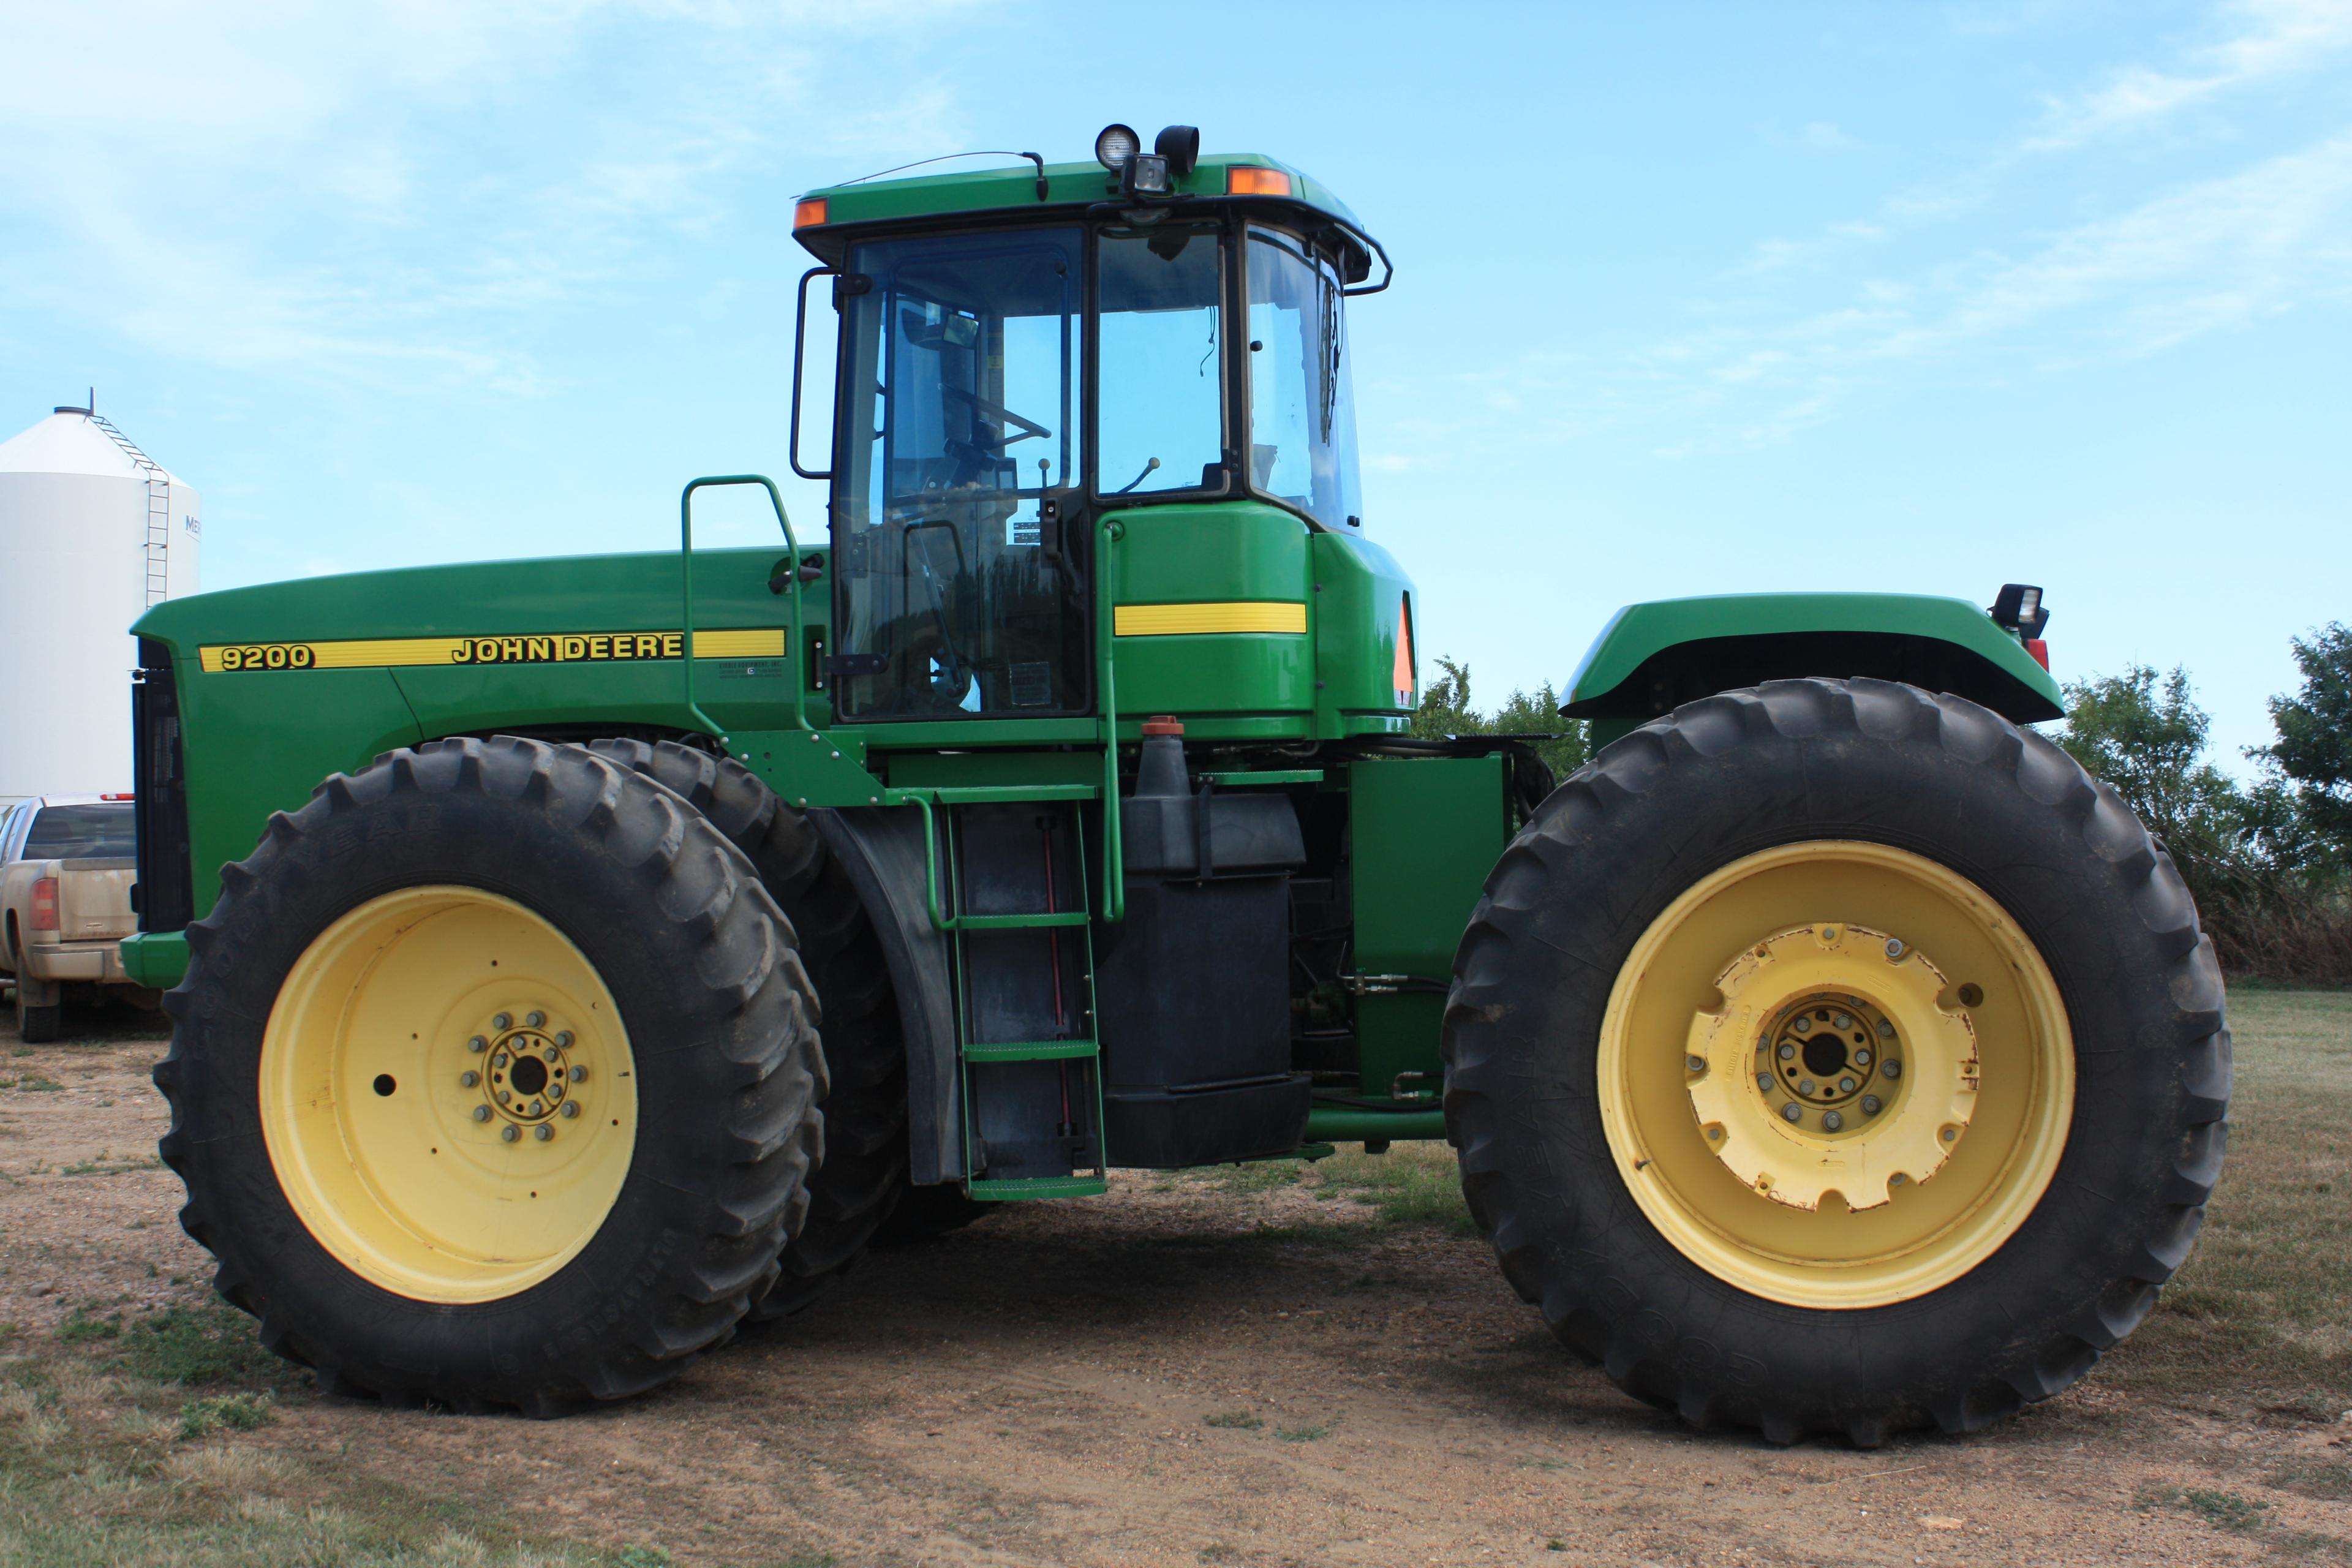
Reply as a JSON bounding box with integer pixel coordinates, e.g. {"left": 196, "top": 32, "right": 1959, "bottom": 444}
{"left": 1141, "top": 714, "right": 1184, "bottom": 736}
{"left": 31, "top": 876, "right": 59, "bottom": 930}
{"left": 99, "top": 792, "right": 134, "bottom": 801}
{"left": 2024, "top": 638, "right": 2049, "bottom": 671}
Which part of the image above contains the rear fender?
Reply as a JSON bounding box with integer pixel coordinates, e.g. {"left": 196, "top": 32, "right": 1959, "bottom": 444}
{"left": 1562, "top": 593, "right": 2064, "bottom": 737}
{"left": 807, "top": 807, "right": 961, "bottom": 1186}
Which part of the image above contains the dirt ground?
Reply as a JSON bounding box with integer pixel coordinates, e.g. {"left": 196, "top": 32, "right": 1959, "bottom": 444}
{"left": 6, "top": 997, "right": 2351, "bottom": 1568}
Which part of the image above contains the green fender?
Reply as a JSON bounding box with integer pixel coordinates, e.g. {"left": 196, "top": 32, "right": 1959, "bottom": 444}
{"left": 1562, "top": 592, "right": 2064, "bottom": 736}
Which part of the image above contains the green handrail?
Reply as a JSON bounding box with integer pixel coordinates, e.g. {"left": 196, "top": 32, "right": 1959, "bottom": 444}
{"left": 1095, "top": 515, "right": 1126, "bottom": 922}
{"left": 679, "top": 475, "right": 807, "bottom": 739}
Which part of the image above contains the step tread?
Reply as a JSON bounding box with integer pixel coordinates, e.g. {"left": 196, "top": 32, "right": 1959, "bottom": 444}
{"left": 963, "top": 1039, "right": 1099, "bottom": 1063}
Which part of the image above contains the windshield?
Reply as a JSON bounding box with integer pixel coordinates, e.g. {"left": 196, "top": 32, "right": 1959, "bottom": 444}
{"left": 834, "top": 227, "right": 1088, "bottom": 718}
{"left": 25, "top": 803, "right": 135, "bottom": 859}
{"left": 1246, "top": 227, "right": 1361, "bottom": 530}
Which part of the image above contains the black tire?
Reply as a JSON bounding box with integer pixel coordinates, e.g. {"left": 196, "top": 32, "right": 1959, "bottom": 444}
{"left": 15, "top": 984, "right": 61, "bottom": 1044}
{"left": 1444, "top": 679, "right": 2230, "bottom": 1446}
{"left": 154, "top": 736, "right": 825, "bottom": 1413}
{"left": 589, "top": 739, "right": 908, "bottom": 1319}
{"left": 876, "top": 1180, "right": 992, "bottom": 1243}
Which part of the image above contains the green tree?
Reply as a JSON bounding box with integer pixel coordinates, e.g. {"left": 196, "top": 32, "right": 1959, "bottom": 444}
{"left": 2054, "top": 665, "right": 2252, "bottom": 874}
{"left": 1411, "top": 657, "right": 1590, "bottom": 780}
{"left": 2256, "top": 623, "right": 2352, "bottom": 868}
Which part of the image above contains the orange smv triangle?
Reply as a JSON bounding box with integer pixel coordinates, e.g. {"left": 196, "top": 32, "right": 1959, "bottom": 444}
{"left": 1392, "top": 593, "right": 1415, "bottom": 704}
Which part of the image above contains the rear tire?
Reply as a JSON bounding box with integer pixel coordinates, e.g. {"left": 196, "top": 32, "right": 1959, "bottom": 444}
{"left": 155, "top": 736, "right": 824, "bottom": 1412}
{"left": 1444, "top": 679, "right": 2230, "bottom": 1445}
{"left": 590, "top": 739, "right": 909, "bottom": 1319}
{"left": 15, "top": 983, "right": 61, "bottom": 1044}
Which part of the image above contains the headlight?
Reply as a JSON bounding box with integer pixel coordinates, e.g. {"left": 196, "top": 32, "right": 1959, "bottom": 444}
{"left": 1095, "top": 124, "right": 1140, "bottom": 170}
{"left": 1126, "top": 154, "right": 1170, "bottom": 195}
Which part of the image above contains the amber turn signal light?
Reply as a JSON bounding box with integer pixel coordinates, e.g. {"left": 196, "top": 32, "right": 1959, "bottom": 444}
{"left": 1226, "top": 166, "right": 1293, "bottom": 197}
{"left": 793, "top": 197, "right": 827, "bottom": 229}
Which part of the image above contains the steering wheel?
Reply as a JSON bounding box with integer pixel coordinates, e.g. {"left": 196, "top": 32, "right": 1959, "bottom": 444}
{"left": 941, "top": 385, "right": 1051, "bottom": 445}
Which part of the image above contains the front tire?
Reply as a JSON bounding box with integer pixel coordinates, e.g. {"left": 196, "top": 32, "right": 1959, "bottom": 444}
{"left": 1444, "top": 679, "right": 2230, "bottom": 1445}
{"left": 155, "top": 736, "right": 824, "bottom": 1413}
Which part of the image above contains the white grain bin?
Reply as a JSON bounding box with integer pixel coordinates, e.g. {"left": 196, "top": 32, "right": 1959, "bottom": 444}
{"left": 0, "top": 401, "right": 202, "bottom": 805}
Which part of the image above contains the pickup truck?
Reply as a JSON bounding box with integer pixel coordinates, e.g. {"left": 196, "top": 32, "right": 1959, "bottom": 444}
{"left": 1, "top": 794, "right": 142, "bottom": 1041}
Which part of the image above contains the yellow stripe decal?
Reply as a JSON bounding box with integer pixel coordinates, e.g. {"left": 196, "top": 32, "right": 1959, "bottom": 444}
{"left": 198, "top": 628, "right": 788, "bottom": 674}
{"left": 1112, "top": 601, "right": 1308, "bottom": 637}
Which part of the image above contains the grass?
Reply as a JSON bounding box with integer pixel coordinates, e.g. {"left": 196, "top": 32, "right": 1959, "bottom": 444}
{"left": 1308, "top": 1142, "right": 1476, "bottom": 1232}
{"left": 0, "top": 1303, "right": 660, "bottom": 1565}
{"left": 2107, "top": 989, "right": 2352, "bottom": 1409}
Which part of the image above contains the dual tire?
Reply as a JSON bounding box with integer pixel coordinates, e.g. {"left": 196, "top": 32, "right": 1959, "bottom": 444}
{"left": 156, "top": 736, "right": 853, "bottom": 1412}
{"left": 1445, "top": 679, "right": 2231, "bottom": 1444}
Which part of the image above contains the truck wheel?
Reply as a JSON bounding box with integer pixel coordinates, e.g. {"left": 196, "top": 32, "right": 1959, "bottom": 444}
{"left": 1444, "top": 679, "right": 2229, "bottom": 1446}
{"left": 15, "top": 979, "right": 62, "bottom": 1044}
{"left": 589, "top": 739, "right": 909, "bottom": 1321}
{"left": 154, "top": 736, "right": 824, "bottom": 1413}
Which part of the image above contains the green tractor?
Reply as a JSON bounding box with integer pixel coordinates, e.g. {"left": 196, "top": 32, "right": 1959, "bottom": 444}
{"left": 123, "top": 126, "right": 2228, "bottom": 1444}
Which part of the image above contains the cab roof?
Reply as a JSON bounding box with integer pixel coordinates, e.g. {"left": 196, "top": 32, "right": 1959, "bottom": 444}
{"left": 791, "top": 152, "right": 1381, "bottom": 282}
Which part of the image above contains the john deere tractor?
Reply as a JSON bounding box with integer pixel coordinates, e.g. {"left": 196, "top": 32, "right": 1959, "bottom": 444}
{"left": 123, "top": 126, "right": 2228, "bottom": 1444}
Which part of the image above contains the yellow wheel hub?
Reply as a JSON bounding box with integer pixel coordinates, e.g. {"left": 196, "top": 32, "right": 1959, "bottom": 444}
{"left": 260, "top": 886, "right": 639, "bottom": 1304}
{"left": 1597, "top": 842, "right": 2073, "bottom": 1308}
{"left": 1684, "top": 923, "right": 1979, "bottom": 1211}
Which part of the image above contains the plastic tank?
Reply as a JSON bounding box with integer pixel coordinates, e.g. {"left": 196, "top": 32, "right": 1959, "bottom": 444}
{"left": 0, "top": 402, "right": 201, "bottom": 805}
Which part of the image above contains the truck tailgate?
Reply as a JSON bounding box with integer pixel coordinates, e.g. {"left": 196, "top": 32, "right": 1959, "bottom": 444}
{"left": 52, "top": 859, "right": 138, "bottom": 943}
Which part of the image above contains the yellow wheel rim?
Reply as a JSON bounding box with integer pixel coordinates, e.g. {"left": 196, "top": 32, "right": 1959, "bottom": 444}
{"left": 260, "top": 886, "right": 639, "bottom": 1304}
{"left": 1596, "top": 842, "right": 2073, "bottom": 1308}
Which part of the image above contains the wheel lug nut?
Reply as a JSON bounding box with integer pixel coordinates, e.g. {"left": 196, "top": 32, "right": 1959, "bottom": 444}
{"left": 493, "top": 1014, "right": 512, "bottom": 1031}
{"left": 501, "top": 1125, "right": 519, "bottom": 1142}
{"left": 498, "top": 1090, "right": 511, "bottom": 1104}
{"left": 1781, "top": 1103, "right": 1803, "bottom": 1124}
{"left": 1797, "top": 1079, "right": 1815, "bottom": 1096}
{"left": 471, "top": 1106, "right": 491, "bottom": 1123}
{"left": 1685, "top": 1055, "right": 1706, "bottom": 1073}
{"left": 1854, "top": 1049, "right": 1872, "bottom": 1068}
{"left": 568, "top": 1066, "right": 587, "bottom": 1084}
{"left": 526, "top": 1011, "right": 546, "bottom": 1028}
{"left": 1834, "top": 1013, "right": 1852, "bottom": 1030}
{"left": 1777, "top": 1043, "right": 1796, "bottom": 1060}
{"left": 1879, "top": 1019, "right": 1896, "bottom": 1038}
{"left": 493, "top": 1052, "right": 509, "bottom": 1069}
{"left": 544, "top": 1047, "right": 561, "bottom": 1064}
{"left": 1755, "top": 1072, "right": 1773, "bottom": 1091}
{"left": 1884, "top": 938, "right": 1905, "bottom": 959}
{"left": 469, "top": 1036, "right": 488, "bottom": 1054}
{"left": 534, "top": 1125, "right": 553, "bottom": 1142}
{"left": 1793, "top": 1019, "right": 1811, "bottom": 1036}
{"left": 1942, "top": 1126, "right": 1958, "bottom": 1142}
{"left": 561, "top": 1101, "right": 581, "bottom": 1118}
{"left": 460, "top": 1071, "right": 480, "bottom": 1088}
{"left": 1861, "top": 1095, "right": 1882, "bottom": 1115}
{"left": 1822, "top": 1111, "right": 1844, "bottom": 1131}
{"left": 1883, "top": 1061, "right": 1902, "bottom": 1080}
{"left": 555, "top": 1031, "right": 573, "bottom": 1048}
{"left": 1839, "top": 1076, "right": 1856, "bottom": 1093}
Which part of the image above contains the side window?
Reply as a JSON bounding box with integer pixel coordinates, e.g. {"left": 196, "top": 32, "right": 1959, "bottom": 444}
{"left": 1245, "top": 227, "right": 1362, "bottom": 531}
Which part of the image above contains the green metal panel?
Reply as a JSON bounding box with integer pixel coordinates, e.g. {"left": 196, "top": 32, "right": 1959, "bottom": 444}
{"left": 1106, "top": 502, "right": 1316, "bottom": 718}
{"left": 1564, "top": 592, "right": 2065, "bottom": 720}
{"left": 130, "top": 546, "right": 832, "bottom": 922}
{"left": 1346, "top": 756, "right": 1508, "bottom": 1106}
{"left": 119, "top": 930, "right": 187, "bottom": 989}
{"left": 1311, "top": 532, "right": 1417, "bottom": 737}
{"left": 796, "top": 154, "right": 1369, "bottom": 253}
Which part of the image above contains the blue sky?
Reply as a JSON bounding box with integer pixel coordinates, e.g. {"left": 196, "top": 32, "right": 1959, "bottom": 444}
{"left": 2, "top": 0, "right": 2346, "bottom": 769}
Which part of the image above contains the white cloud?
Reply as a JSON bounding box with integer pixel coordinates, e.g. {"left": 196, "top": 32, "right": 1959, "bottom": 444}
{"left": 0, "top": 0, "right": 978, "bottom": 393}
{"left": 2033, "top": 0, "right": 2352, "bottom": 145}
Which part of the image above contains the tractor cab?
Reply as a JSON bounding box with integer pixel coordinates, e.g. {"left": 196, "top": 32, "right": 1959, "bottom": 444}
{"left": 789, "top": 127, "right": 1385, "bottom": 724}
